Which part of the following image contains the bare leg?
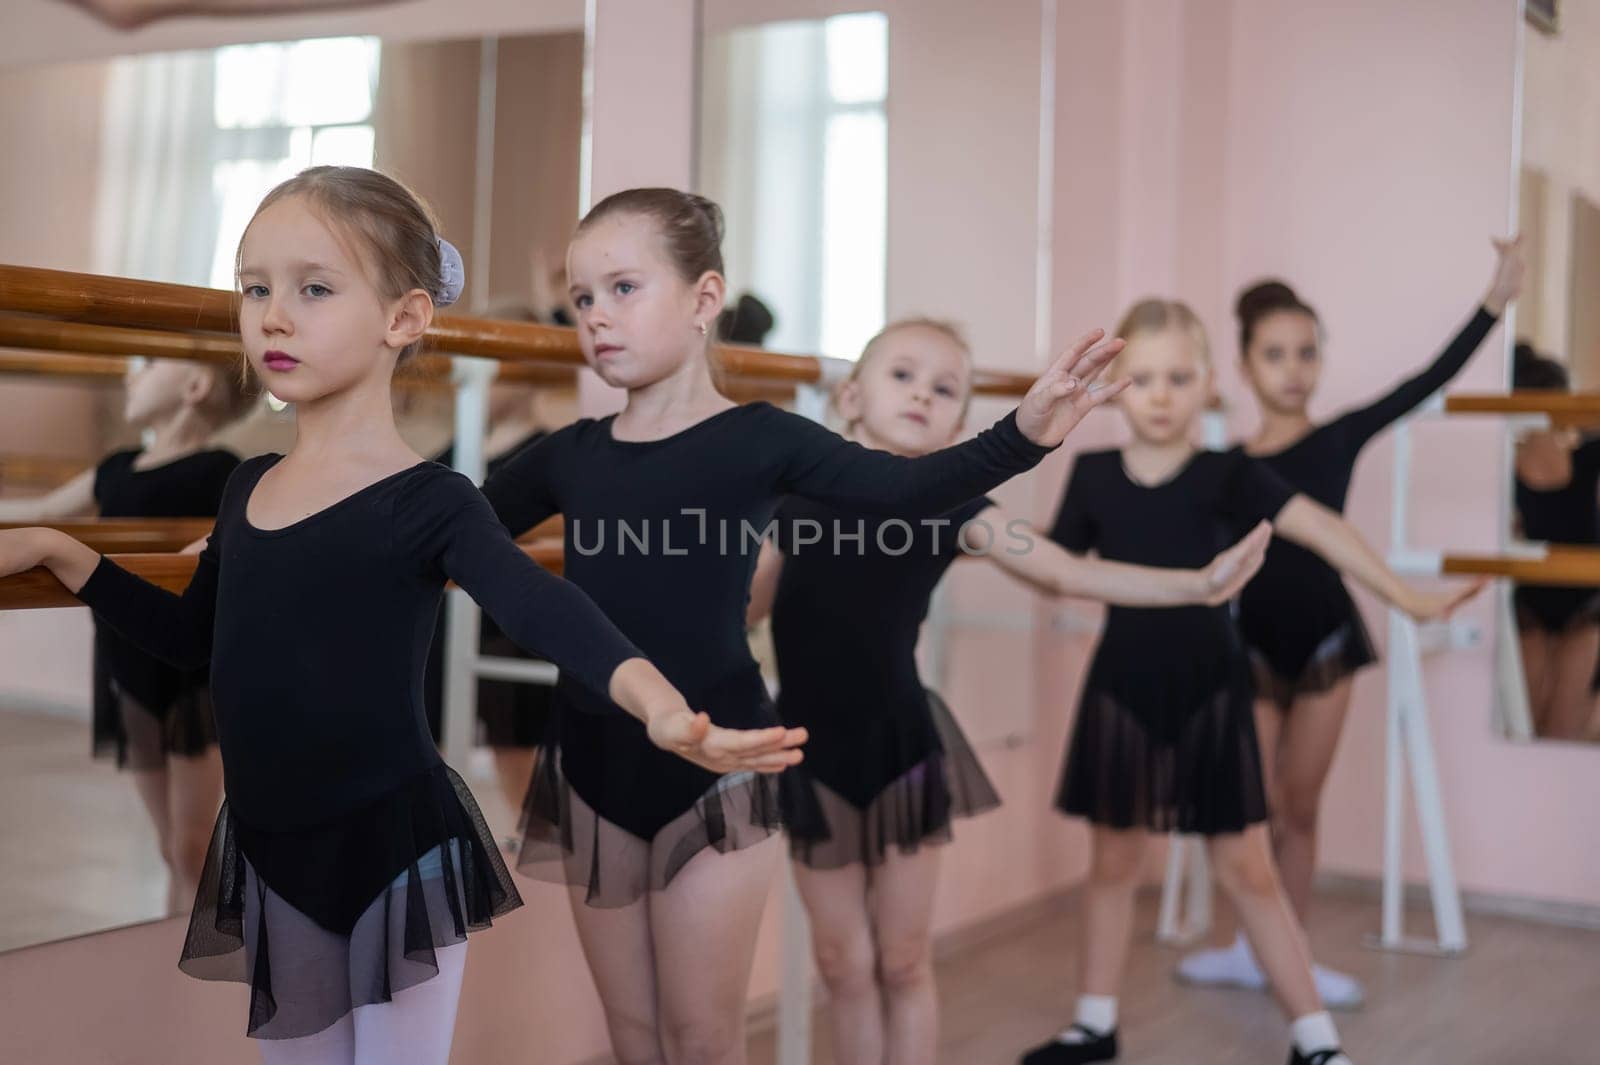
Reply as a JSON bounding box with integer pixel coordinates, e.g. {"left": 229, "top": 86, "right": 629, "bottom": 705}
{"left": 1520, "top": 625, "right": 1556, "bottom": 735}
{"left": 1270, "top": 679, "right": 1354, "bottom": 922}
{"left": 491, "top": 747, "right": 538, "bottom": 816}
{"left": 166, "top": 747, "right": 224, "bottom": 907}
{"left": 126, "top": 766, "right": 178, "bottom": 911}
{"left": 349, "top": 941, "right": 468, "bottom": 1065}
{"left": 1079, "top": 828, "right": 1148, "bottom": 996}
{"left": 1546, "top": 625, "right": 1600, "bottom": 740}
{"left": 651, "top": 837, "right": 781, "bottom": 1065}
{"left": 1207, "top": 827, "right": 1318, "bottom": 1019}
{"left": 868, "top": 846, "right": 942, "bottom": 1065}
{"left": 791, "top": 860, "right": 883, "bottom": 1065}
{"left": 568, "top": 891, "right": 664, "bottom": 1065}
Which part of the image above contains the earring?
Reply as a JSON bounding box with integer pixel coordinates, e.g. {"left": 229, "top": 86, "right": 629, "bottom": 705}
{"left": 698, "top": 321, "right": 708, "bottom": 337}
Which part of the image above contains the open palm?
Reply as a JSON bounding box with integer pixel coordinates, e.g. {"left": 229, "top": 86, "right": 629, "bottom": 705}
{"left": 1015, "top": 329, "right": 1130, "bottom": 447}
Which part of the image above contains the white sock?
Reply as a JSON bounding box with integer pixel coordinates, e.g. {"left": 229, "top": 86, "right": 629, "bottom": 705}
{"left": 1060, "top": 995, "right": 1117, "bottom": 1041}
{"left": 1291, "top": 1010, "right": 1340, "bottom": 1055}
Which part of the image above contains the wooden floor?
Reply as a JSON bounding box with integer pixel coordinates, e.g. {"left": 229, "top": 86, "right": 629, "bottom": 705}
{"left": 0, "top": 709, "right": 169, "bottom": 952}
{"left": 747, "top": 890, "right": 1600, "bottom": 1065}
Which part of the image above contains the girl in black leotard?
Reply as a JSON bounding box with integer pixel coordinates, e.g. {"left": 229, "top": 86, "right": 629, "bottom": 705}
{"left": 0, "top": 167, "right": 799, "bottom": 1064}
{"left": 0, "top": 358, "right": 251, "bottom": 915}
{"left": 1177, "top": 238, "right": 1524, "bottom": 1006}
{"left": 742, "top": 318, "right": 1271, "bottom": 1065}
{"left": 1510, "top": 344, "right": 1600, "bottom": 740}
{"left": 482, "top": 187, "right": 1129, "bottom": 1064}
{"left": 1019, "top": 298, "right": 1480, "bottom": 1065}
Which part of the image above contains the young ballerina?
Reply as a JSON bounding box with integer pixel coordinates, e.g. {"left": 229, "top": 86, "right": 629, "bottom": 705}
{"left": 1509, "top": 343, "right": 1600, "bottom": 740}
{"left": 483, "top": 188, "right": 1128, "bottom": 1065}
{"left": 742, "top": 317, "right": 1274, "bottom": 1065}
{"left": 1178, "top": 238, "right": 1524, "bottom": 1005}
{"left": 0, "top": 357, "right": 251, "bottom": 913}
{"left": 1020, "top": 299, "right": 1482, "bottom": 1065}
{"left": 0, "top": 166, "right": 804, "bottom": 1064}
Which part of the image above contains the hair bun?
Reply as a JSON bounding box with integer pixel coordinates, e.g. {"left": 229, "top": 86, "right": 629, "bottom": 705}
{"left": 1235, "top": 279, "right": 1300, "bottom": 322}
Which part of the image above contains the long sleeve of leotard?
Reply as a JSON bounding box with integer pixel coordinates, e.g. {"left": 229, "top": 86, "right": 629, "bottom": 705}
{"left": 1336, "top": 305, "right": 1498, "bottom": 451}
{"left": 481, "top": 429, "right": 566, "bottom": 538}
{"left": 767, "top": 406, "right": 1053, "bottom": 515}
{"left": 407, "top": 468, "right": 643, "bottom": 697}
{"left": 74, "top": 541, "right": 219, "bottom": 670}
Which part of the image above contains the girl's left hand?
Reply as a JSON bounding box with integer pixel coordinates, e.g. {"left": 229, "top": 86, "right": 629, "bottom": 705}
{"left": 1199, "top": 521, "right": 1273, "bottom": 605}
{"left": 1399, "top": 578, "right": 1488, "bottom": 622}
{"left": 647, "top": 707, "right": 808, "bottom": 775}
{"left": 1016, "top": 329, "right": 1130, "bottom": 447}
{"left": 0, "top": 528, "right": 49, "bottom": 579}
{"left": 1484, "top": 234, "right": 1526, "bottom": 315}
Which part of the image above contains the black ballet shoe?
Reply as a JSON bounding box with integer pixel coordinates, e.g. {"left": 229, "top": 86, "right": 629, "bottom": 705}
{"left": 1019, "top": 1024, "right": 1118, "bottom": 1064}
{"left": 1288, "top": 1048, "right": 1350, "bottom": 1065}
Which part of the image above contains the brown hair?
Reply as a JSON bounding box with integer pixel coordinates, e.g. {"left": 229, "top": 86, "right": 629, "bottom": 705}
{"left": 1114, "top": 298, "right": 1211, "bottom": 369}
{"left": 577, "top": 188, "right": 726, "bottom": 282}
{"left": 837, "top": 317, "right": 977, "bottom": 426}
{"left": 1235, "top": 279, "right": 1318, "bottom": 354}
{"left": 240, "top": 166, "right": 450, "bottom": 362}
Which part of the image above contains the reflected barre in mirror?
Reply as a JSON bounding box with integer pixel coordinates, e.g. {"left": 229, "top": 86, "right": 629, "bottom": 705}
{"left": 1493, "top": 1, "right": 1600, "bottom": 746}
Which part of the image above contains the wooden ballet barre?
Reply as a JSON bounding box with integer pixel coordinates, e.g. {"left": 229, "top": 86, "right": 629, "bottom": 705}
{"left": 0, "top": 518, "right": 215, "bottom": 554}
{"left": 0, "top": 266, "right": 1038, "bottom": 398}
{"left": 1442, "top": 546, "right": 1600, "bottom": 587}
{"left": 1445, "top": 392, "right": 1600, "bottom": 427}
{"left": 0, "top": 538, "right": 566, "bottom": 611}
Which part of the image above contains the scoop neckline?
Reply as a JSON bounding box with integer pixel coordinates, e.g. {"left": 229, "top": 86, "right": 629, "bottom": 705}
{"left": 243, "top": 456, "right": 431, "bottom": 536}
{"left": 1117, "top": 448, "right": 1201, "bottom": 489}
{"left": 601, "top": 403, "right": 751, "bottom": 447}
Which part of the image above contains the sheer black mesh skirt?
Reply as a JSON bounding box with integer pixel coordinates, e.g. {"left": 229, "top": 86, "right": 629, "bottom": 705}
{"left": 516, "top": 730, "right": 786, "bottom": 909}
{"left": 1247, "top": 613, "right": 1378, "bottom": 713}
{"left": 782, "top": 691, "right": 1000, "bottom": 869}
{"left": 1055, "top": 681, "right": 1268, "bottom": 836}
{"left": 92, "top": 662, "right": 218, "bottom": 770}
{"left": 179, "top": 764, "right": 520, "bottom": 1039}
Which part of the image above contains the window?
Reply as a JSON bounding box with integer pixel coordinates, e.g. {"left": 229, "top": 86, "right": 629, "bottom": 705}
{"left": 700, "top": 13, "right": 887, "bottom": 359}
{"left": 206, "top": 36, "right": 381, "bottom": 288}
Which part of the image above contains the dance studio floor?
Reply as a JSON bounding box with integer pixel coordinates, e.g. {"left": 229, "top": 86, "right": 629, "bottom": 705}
{"left": 747, "top": 887, "right": 1599, "bottom": 1065}
{"left": 5, "top": 709, "right": 1596, "bottom": 1064}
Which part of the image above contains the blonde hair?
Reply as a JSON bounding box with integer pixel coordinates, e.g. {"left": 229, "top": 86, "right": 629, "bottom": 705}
{"left": 837, "top": 317, "right": 977, "bottom": 425}
{"left": 239, "top": 166, "right": 449, "bottom": 363}
{"left": 1111, "top": 298, "right": 1211, "bottom": 375}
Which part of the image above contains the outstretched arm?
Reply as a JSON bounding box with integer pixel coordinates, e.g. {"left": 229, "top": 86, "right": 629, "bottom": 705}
{"left": 435, "top": 482, "right": 804, "bottom": 775}
{"left": 0, "top": 527, "right": 217, "bottom": 667}
{"left": 1273, "top": 496, "right": 1483, "bottom": 620}
{"left": 985, "top": 506, "right": 1272, "bottom": 607}
{"left": 0, "top": 468, "right": 97, "bottom": 523}
{"left": 1340, "top": 236, "right": 1525, "bottom": 447}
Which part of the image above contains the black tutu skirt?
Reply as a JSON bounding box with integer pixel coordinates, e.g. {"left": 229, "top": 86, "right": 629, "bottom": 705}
{"left": 180, "top": 763, "right": 520, "bottom": 1039}
{"left": 781, "top": 690, "right": 1000, "bottom": 869}
{"left": 91, "top": 651, "right": 218, "bottom": 770}
{"left": 1247, "top": 613, "right": 1378, "bottom": 713}
{"left": 517, "top": 697, "right": 786, "bottom": 908}
{"left": 1056, "top": 631, "right": 1268, "bottom": 836}
{"left": 1514, "top": 584, "right": 1600, "bottom": 634}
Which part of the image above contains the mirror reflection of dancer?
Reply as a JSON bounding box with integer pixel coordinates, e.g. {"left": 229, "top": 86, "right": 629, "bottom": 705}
{"left": 1020, "top": 299, "right": 1481, "bottom": 1065}
{"left": 1178, "top": 238, "right": 1523, "bottom": 1007}
{"left": 744, "top": 317, "right": 1273, "bottom": 1065}
{"left": 484, "top": 187, "right": 1130, "bottom": 1064}
{"left": 0, "top": 358, "right": 251, "bottom": 915}
{"left": 1510, "top": 343, "right": 1600, "bottom": 741}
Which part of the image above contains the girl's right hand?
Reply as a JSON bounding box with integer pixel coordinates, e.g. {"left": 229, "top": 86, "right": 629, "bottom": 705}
{"left": 1398, "top": 578, "right": 1488, "bottom": 622}
{"left": 1198, "top": 521, "right": 1273, "bottom": 605}
{"left": 647, "top": 708, "right": 808, "bottom": 776}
